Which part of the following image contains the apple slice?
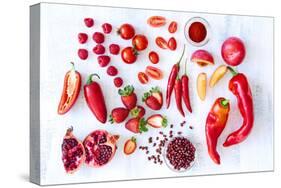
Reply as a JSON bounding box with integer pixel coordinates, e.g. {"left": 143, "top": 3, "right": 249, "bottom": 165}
{"left": 191, "top": 50, "right": 214, "bottom": 67}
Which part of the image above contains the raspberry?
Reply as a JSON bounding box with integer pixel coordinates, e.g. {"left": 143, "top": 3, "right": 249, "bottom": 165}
{"left": 102, "top": 23, "right": 113, "bottom": 34}
{"left": 84, "top": 18, "right": 94, "bottom": 27}
{"left": 113, "top": 77, "right": 123, "bottom": 88}
{"left": 107, "top": 66, "right": 118, "bottom": 76}
{"left": 78, "top": 33, "right": 88, "bottom": 44}
{"left": 97, "top": 55, "right": 110, "bottom": 67}
{"left": 93, "top": 44, "right": 105, "bottom": 55}
{"left": 78, "top": 49, "right": 88, "bottom": 60}
{"left": 93, "top": 32, "right": 105, "bottom": 44}
{"left": 109, "top": 44, "right": 120, "bottom": 55}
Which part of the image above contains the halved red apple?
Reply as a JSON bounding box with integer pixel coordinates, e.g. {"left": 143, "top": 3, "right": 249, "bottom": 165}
{"left": 191, "top": 50, "right": 214, "bottom": 67}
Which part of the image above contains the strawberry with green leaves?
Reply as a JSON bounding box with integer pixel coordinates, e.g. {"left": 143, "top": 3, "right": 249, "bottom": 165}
{"left": 147, "top": 114, "right": 168, "bottom": 128}
{"left": 130, "top": 105, "right": 146, "bottom": 118}
{"left": 109, "top": 107, "right": 129, "bottom": 124}
{"left": 118, "top": 85, "right": 137, "bottom": 110}
{"left": 125, "top": 118, "right": 148, "bottom": 134}
{"left": 142, "top": 87, "right": 163, "bottom": 110}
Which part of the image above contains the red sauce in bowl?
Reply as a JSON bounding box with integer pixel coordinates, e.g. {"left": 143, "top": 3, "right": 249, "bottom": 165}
{"left": 188, "top": 21, "right": 207, "bottom": 43}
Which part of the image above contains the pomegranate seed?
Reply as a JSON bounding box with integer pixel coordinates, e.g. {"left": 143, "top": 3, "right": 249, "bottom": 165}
{"left": 84, "top": 18, "right": 94, "bottom": 27}
{"left": 109, "top": 44, "right": 120, "bottom": 55}
{"left": 107, "top": 66, "right": 118, "bottom": 76}
{"left": 113, "top": 77, "right": 123, "bottom": 88}
{"left": 93, "top": 32, "right": 105, "bottom": 44}
{"left": 102, "top": 23, "right": 112, "bottom": 34}
{"left": 78, "top": 49, "right": 88, "bottom": 60}
{"left": 78, "top": 33, "right": 88, "bottom": 44}
{"left": 97, "top": 55, "right": 110, "bottom": 67}
{"left": 93, "top": 44, "right": 105, "bottom": 55}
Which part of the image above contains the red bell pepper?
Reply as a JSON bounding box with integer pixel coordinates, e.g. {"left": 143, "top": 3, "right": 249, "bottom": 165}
{"left": 223, "top": 67, "right": 254, "bottom": 147}
{"left": 166, "top": 45, "right": 185, "bottom": 108}
{"left": 206, "top": 97, "right": 230, "bottom": 164}
{"left": 57, "top": 62, "right": 81, "bottom": 115}
{"left": 84, "top": 74, "right": 107, "bottom": 123}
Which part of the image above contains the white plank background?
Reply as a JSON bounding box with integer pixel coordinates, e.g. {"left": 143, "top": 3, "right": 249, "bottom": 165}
{"left": 38, "top": 3, "right": 273, "bottom": 185}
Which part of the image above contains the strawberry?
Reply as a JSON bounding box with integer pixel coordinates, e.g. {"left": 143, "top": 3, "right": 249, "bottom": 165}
{"left": 109, "top": 107, "right": 129, "bottom": 124}
{"left": 118, "top": 85, "right": 137, "bottom": 110}
{"left": 125, "top": 118, "right": 148, "bottom": 133}
{"left": 142, "top": 87, "right": 163, "bottom": 110}
{"left": 124, "top": 137, "right": 137, "bottom": 155}
{"left": 130, "top": 105, "right": 145, "bottom": 118}
{"left": 147, "top": 114, "right": 168, "bottom": 128}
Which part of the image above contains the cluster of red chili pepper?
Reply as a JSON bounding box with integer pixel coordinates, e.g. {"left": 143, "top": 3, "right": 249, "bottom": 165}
{"left": 166, "top": 45, "right": 192, "bottom": 117}
{"left": 57, "top": 63, "right": 107, "bottom": 124}
{"left": 205, "top": 66, "right": 254, "bottom": 165}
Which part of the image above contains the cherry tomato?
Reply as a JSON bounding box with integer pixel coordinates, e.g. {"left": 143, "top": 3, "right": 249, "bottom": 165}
{"left": 168, "top": 21, "right": 178, "bottom": 33}
{"left": 121, "top": 47, "right": 138, "bottom": 64}
{"left": 147, "top": 16, "right": 166, "bottom": 27}
{"left": 168, "top": 37, "right": 177, "bottom": 51}
{"left": 149, "top": 51, "right": 159, "bottom": 64}
{"left": 155, "top": 37, "right": 168, "bottom": 49}
{"left": 118, "top": 23, "right": 135, "bottom": 40}
{"left": 145, "top": 66, "right": 163, "bottom": 80}
{"left": 138, "top": 72, "right": 149, "bottom": 84}
{"left": 132, "top": 35, "right": 148, "bottom": 51}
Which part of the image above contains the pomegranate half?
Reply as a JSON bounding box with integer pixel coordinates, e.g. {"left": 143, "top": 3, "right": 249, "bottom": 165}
{"left": 61, "top": 127, "right": 85, "bottom": 174}
{"left": 83, "top": 130, "right": 119, "bottom": 167}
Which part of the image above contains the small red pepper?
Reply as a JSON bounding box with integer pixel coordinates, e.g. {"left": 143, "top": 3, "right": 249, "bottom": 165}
{"left": 223, "top": 67, "right": 254, "bottom": 147}
{"left": 206, "top": 97, "right": 230, "bottom": 165}
{"left": 181, "top": 59, "right": 192, "bottom": 113}
{"left": 84, "top": 74, "right": 107, "bottom": 123}
{"left": 174, "top": 76, "right": 185, "bottom": 117}
{"left": 57, "top": 62, "right": 81, "bottom": 115}
{"left": 166, "top": 45, "right": 185, "bottom": 108}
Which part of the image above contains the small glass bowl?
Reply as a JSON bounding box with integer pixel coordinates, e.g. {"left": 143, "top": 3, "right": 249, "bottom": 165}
{"left": 184, "top": 16, "right": 211, "bottom": 47}
{"left": 163, "top": 136, "right": 196, "bottom": 173}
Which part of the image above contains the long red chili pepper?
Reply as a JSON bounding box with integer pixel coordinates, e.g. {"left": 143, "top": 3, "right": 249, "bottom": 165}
{"left": 181, "top": 59, "right": 192, "bottom": 113}
{"left": 57, "top": 62, "right": 81, "bottom": 115}
{"left": 84, "top": 74, "right": 107, "bottom": 123}
{"left": 223, "top": 67, "right": 254, "bottom": 147}
{"left": 206, "top": 97, "right": 230, "bottom": 164}
{"left": 166, "top": 45, "right": 186, "bottom": 108}
{"left": 174, "top": 76, "right": 185, "bottom": 117}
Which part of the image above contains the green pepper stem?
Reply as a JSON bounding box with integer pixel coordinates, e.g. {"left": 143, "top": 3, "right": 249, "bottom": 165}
{"left": 70, "top": 62, "right": 75, "bottom": 71}
{"left": 86, "top": 73, "right": 100, "bottom": 85}
{"left": 221, "top": 99, "right": 229, "bottom": 108}
{"left": 227, "top": 66, "right": 238, "bottom": 76}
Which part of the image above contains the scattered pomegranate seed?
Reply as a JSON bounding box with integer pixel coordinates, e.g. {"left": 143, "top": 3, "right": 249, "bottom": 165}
{"left": 78, "top": 49, "right": 88, "bottom": 60}
{"left": 109, "top": 44, "right": 120, "bottom": 55}
{"left": 93, "top": 32, "right": 105, "bottom": 44}
{"left": 78, "top": 33, "right": 88, "bottom": 44}
{"left": 107, "top": 66, "right": 118, "bottom": 76}
{"left": 97, "top": 55, "right": 110, "bottom": 67}
{"left": 102, "top": 23, "right": 112, "bottom": 34}
{"left": 93, "top": 44, "right": 105, "bottom": 55}
{"left": 84, "top": 18, "right": 94, "bottom": 27}
{"left": 113, "top": 77, "right": 123, "bottom": 88}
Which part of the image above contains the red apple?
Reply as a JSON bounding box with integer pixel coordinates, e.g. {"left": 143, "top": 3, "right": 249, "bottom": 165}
{"left": 191, "top": 50, "right": 214, "bottom": 67}
{"left": 221, "top": 37, "right": 246, "bottom": 66}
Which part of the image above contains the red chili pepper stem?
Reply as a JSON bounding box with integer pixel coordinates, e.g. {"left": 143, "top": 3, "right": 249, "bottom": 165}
{"left": 221, "top": 99, "right": 229, "bottom": 108}
{"left": 86, "top": 74, "right": 100, "bottom": 85}
{"left": 176, "top": 44, "right": 186, "bottom": 66}
{"left": 227, "top": 66, "right": 238, "bottom": 76}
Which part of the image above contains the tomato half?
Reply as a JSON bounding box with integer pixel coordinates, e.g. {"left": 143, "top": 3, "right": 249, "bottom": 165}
{"left": 147, "top": 16, "right": 166, "bottom": 27}
{"left": 145, "top": 66, "right": 163, "bottom": 80}
{"left": 121, "top": 47, "right": 138, "bottom": 64}
{"left": 168, "top": 21, "right": 178, "bottom": 33}
{"left": 168, "top": 37, "right": 177, "bottom": 51}
{"left": 138, "top": 72, "right": 149, "bottom": 84}
{"left": 149, "top": 51, "right": 159, "bottom": 64}
{"left": 132, "top": 34, "right": 148, "bottom": 51}
{"left": 155, "top": 37, "right": 168, "bottom": 49}
{"left": 118, "top": 23, "right": 135, "bottom": 40}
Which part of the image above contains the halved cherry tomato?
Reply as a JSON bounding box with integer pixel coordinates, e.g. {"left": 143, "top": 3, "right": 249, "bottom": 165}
{"left": 168, "top": 21, "right": 178, "bottom": 33}
{"left": 145, "top": 66, "right": 163, "bottom": 80}
{"left": 147, "top": 16, "right": 166, "bottom": 27}
{"left": 168, "top": 37, "right": 177, "bottom": 51}
{"left": 121, "top": 47, "right": 138, "bottom": 64}
{"left": 149, "top": 51, "right": 159, "bottom": 64}
{"left": 155, "top": 37, "right": 168, "bottom": 49}
{"left": 138, "top": 72, "right": 149, "bottom": 84}
{"left": 132, "top": 34, "right": 148, "bottom": 51}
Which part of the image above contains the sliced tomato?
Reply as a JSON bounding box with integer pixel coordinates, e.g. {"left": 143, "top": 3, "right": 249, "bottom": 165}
{"left": 138, "top": 72, "right": 149, "bottom": 84}
{"left": 149, "top": 51, "right": 159, "bottom": 64}
{"left": 155, "top": 37, "right": 168, "bottom": 49}
{"left": 168, "top": 37, "right": 177, "bottom": 51}
{"left": 168, "top": 21, "right": 178, "bottom": 33}
{"left": 147, "top": 16, "right": 166, "bottom": 27}
{"left": 145, "top": 66, "right": 163, "bottom": 80}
